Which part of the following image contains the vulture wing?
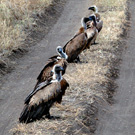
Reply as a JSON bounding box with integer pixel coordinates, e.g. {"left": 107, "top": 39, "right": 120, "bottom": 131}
{"left": 63, "top": 34, "right": 81, "bottom": 53}
{"left": 37, "top": 60, "right": 57, "bottom": 81}
{"left": 57, "top": 78, "right": 69, "bottom": 103}
{"left": 64, "top": 33, "right": 87, "bottom": 62}
{"left": 48, "top": 55, "right": 59, "bottom": 61}
{"left": 19, "top": 82, "right": 61, "bottom": 123}
{"left": 96, "top": 20, "right": 103, "bottom": 33}
{"left": 24, "top": 81, "right": 52, "bottom": 104}
{"left": 34, "top": 58, "right": 67, "bottom": 91}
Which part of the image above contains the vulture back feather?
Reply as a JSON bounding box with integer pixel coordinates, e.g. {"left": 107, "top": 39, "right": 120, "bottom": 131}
{"left": 19, "top": 82, "right": 60, "bottom": 123}
{"left": 63, "top": 33, "right": 87, "bottom": 62}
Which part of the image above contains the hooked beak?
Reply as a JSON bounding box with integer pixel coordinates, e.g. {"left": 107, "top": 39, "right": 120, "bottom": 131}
{"left": 88, "top": 7, "right": 95, "bottom": 11}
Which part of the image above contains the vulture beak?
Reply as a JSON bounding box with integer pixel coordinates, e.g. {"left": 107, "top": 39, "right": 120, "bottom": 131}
{"left": 88, "top": 7, "right": 95, "bottom": 11}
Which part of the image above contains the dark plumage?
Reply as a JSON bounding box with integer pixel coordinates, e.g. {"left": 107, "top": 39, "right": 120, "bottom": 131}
{"left": 63, "top": 33, "right": 87, "bottom": 62}
{"left": 34, "top": 46, "right": 68, "bottom": 90}
{"left": 19, "top": 65, "right": 69, "bottom": 123}
{"left": 81, "top": 15, "right": 98, "bottom": 49}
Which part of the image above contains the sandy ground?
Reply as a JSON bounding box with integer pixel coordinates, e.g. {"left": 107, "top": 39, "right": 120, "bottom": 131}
{"left": 0, "top": 0, "right": 93, "bottom": 135}
{"left": 95, "top": 0, "right": 135, "bottom": 134}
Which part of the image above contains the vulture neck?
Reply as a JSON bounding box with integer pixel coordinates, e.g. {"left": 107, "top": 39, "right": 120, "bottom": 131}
{"left": 81, "top": 18, "right": 87, "bottom": 30}
{"left": 94, "top": 6, "right": 98, "bottom": 13}
{"left": 58, "top": 51, "right": 68, "bottom": 60}
{"left": 52, "top": 72, "right": 62, "bottom": 82}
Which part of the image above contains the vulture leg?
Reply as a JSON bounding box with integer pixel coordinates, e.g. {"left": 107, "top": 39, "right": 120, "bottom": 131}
{"left": 45, "top": 110, "right": 55, "bottom": 119}
{"left": 76, "top": 56, "right": 81, "bottom": 63}
{"left": 45, "top": 113, "right": 53, "bottom": 119}
{"left": 73, "top": 56, "right": 81, "bottom": 63}
{"left": 91, "top": 30, "right": 98, "bottom": 45}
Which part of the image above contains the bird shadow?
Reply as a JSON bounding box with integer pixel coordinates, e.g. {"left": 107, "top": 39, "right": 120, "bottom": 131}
{"left": 91, "top": 42, "right": 99, "bottom": 46}
{"left": 21, "top": 115, "right": 61, "bottom": 124}
{"left": 44, "top": 115, "right": 61, "bottom": 120}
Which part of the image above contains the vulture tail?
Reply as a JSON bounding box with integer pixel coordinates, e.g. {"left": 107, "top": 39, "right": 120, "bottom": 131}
{"left": 19, "top": 105, "right": 30, "bottom": 123}
{"left": 19, "top": 103, "right": 51, "bottom": 123}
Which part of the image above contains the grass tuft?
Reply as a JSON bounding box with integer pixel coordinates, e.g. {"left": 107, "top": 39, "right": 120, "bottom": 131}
{"left": 0, "top": 0, "right": 53, "bottom": 56}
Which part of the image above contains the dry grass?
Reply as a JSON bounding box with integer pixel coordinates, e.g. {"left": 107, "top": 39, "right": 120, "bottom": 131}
{"left": 12, "top": 0, "right": 127, "bottom": 134}
{"left": 0, "top": 0, "right": 53, "bottom": 56}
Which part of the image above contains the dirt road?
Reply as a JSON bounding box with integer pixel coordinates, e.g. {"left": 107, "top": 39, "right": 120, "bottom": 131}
{"left": 0, "top": 0, "right": 93, "bottom": 134}
{"left": 95, "top": 1, "right": 135, "bottom": 135}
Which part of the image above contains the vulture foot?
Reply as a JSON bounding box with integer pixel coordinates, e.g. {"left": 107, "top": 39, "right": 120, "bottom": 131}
{"left": 45, "top": 113, "right": 55, "bottom": 119}
{"left": 74, "top": 56, "right": 81, "bottom": 63}
{"left": 45, "top": 114, "right": 60, "bottom": 120}
{"left": 91, "top": 42, "right": 99, "bottom": 46}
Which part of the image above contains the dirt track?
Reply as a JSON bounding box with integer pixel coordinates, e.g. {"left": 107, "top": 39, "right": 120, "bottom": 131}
{"left": 95, "top": 0, "right": 135, "bottom": 134}
{"left": 0, "top": 0, "right": 93, "bottom": 134}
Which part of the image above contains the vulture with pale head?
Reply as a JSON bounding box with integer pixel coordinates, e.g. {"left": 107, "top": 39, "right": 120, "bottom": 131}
{"left": 81, "top": 15, "right": 98, "bottom": 49}
{"left": 88, "top": 5, "right": 103, "bottom": 38}
{"left": 34, "top": 46, "right": 68, "bottom": 90}
{"left": 19, "top": 65, "right": 69, "bottom": 123}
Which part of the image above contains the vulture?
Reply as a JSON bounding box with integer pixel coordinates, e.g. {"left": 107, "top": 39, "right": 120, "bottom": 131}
{"left": 19, "top": 65, "right": 69, "bottom": 123}
{"left": 63, "top": 32, "right": 87, "bottom": 62}
{"left": 34, "top": 46, "right": 68, "bottom": 90}
{"left": 82, "top": 15, "right": 98, "bottom": 49}
{"left": 88, "top": 5, "right": 103, "bottom": 33}
{"left": 63, "top": 16, "right": 98, "bottom": 61}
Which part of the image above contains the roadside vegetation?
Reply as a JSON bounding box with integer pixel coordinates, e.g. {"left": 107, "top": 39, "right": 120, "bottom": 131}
{"left": 11, "top": 0, "right": 127, "bottom": 134}
{"left": 0, "top": 0, "right": 53, "bottom": 74}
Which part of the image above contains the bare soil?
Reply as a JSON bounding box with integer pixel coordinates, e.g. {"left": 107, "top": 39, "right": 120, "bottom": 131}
{"left": 95, "top": 1, "right": 135, "bottom": 134}
{"left": 0, "top": 0, "right": 130, "bottom": 135}
{"left": 0, "top": 0, "right": 67, "bottom": 77}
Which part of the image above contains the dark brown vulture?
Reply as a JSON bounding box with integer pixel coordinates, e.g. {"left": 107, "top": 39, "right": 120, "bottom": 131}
{"left": 19, "top": 65, "right": 69, "bottom": 123}
{"left": 88, "top": 5, "right": 103, "bottom": 33}
{"left": 63, "top": 32, "right": 87, "bottom": 62}
{"left": 34, "top": 46, "right": 68, "bottom": 90}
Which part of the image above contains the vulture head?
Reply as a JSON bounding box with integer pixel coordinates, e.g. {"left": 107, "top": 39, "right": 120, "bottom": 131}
{"left": 86, "top": 15, "right": 97, "bottom": 28}
{"left": 81, "top": 15, "right": 97, "bottom": 29}
{"left": 81, "top": 17, "right": 90, "bottom": 30}
{"left": 88, "top": 5, "right": 98, "bottom": 13}
{"left": 51, "top": 65, "right": 64, "bottom": 82}
{"left": 56, "top": 46, "right": 68, "bottom": 60}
